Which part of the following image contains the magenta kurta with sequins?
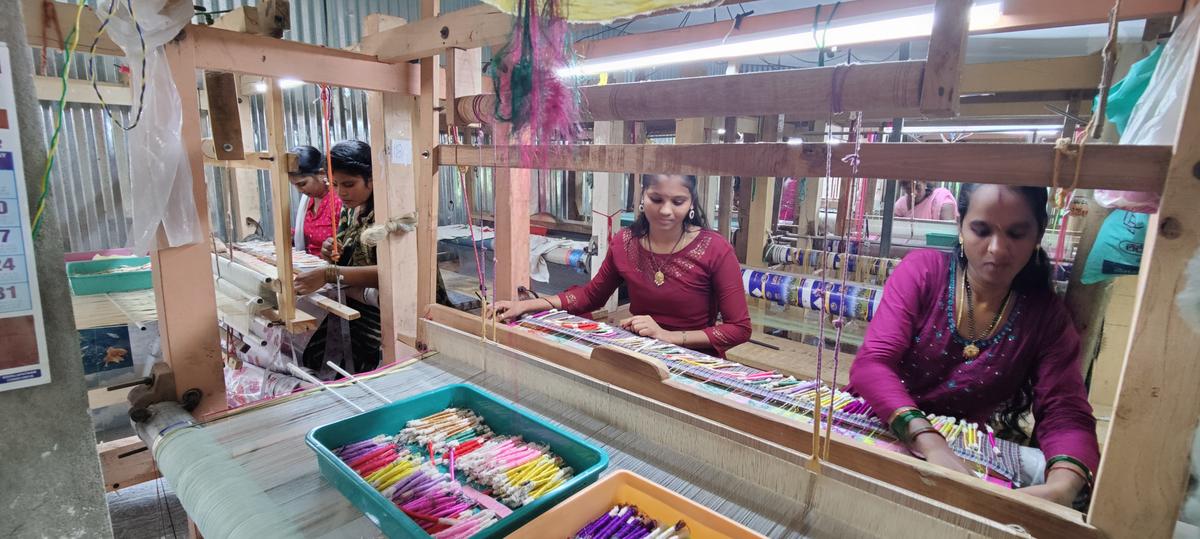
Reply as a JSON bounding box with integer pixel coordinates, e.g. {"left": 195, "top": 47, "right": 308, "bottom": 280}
{"left": 556, "top": 228, "right": 752, "bottom": 357}
{"left": 848, "top": 249, "right": 1100, "bottom": 473}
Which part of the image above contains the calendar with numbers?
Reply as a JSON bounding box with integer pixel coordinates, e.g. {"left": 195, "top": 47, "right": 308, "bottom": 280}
{"left": 0, "top": 42, "right": 50, "bottom": 392}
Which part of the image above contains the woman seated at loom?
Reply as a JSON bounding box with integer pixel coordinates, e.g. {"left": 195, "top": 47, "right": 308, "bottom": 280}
{"left": 294, "top": 140, "right": 451, "bottom": 373}
{"left": 848, "top": 183, "right": 1098, "bottom": 506}
{"left": 490, "top": 174, "right": 752, "bottom": 358}
{"left": 894, "top": 180, "right": 957, "bottom": 220}
{"left": 289, "top": 145, "right": 343, "bottom": 257}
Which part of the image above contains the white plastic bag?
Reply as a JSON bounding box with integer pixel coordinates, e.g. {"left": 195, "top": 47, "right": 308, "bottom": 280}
{"left": 101, "top": 0, "right": 202, "bottom": 252}
{"left": 1096, "top": 6, "right": 1200, "bottom": 213}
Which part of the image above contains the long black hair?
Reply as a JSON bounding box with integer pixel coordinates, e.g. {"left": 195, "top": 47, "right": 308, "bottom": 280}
{"left": 629, "top": 174, "right": 709, "bottom": 238}
{"left": 289, "top": 145, "right": 324, "bottom": 175}
{"left": 955, "top": 183, "right": 1053, "bottom": 443}
{"left": 330, "top": 140, "right": 372, "bottom": 182}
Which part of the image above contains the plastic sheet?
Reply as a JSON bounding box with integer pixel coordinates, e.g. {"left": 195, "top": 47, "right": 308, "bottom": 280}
{"left": 101, "top": 0, "right": 202, "bottom": 252}
{"left": 1096, "top": 7, "right": 1200, "bottom": 213}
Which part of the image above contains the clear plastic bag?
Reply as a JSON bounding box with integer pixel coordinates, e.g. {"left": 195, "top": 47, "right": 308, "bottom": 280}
{"left": 100, "top": 0, "right": 203, "bottom": 252}
{"left": 1096, "top": 7, "right": 1200, "bottom": 213}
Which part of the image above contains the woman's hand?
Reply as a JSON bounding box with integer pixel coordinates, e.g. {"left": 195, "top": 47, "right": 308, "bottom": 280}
{"left": 620, "top": 315, "right": 673, "bottom": 343}
{"left": 911, "top": 431, "right": 975, "bottom": 476}
{"left": 320, "top": 237, "right": 336, "bottom": 262}
{"left": 1018, "top": 466, "right": 1085, "bottom": 506}
{"left": 294, "top": 268, "right": 326, "bottom": 296}
{"left": 488, "top": 299, "right": 537, "bottom": 322}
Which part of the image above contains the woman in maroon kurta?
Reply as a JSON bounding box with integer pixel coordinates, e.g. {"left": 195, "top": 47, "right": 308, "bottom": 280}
{"left": 848, "top": 183, "right": 1098, "bottom": 506}
{"left": 492, "top": 174, "right": 751, "bottom": 357}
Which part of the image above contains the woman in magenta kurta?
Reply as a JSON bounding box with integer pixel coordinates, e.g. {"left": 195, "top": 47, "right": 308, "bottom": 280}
{"left": 894, "top": 180, "right": 957, "bottom": 220}
{"left": 491, "top": 174, "right": 752, "bottom": 357}
{"left": 849, "top": 183, "right": 1098, "bottom": 506}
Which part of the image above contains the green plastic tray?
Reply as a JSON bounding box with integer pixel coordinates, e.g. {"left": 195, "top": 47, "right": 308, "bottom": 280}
{"left": 66, "top": 257, "right": 152, "bottom": 296}
{"left": 306, "top": 384, "right": 609, "bottom": 538}
{"left": 926, "top": 232, "right": 958, "bottom": 248}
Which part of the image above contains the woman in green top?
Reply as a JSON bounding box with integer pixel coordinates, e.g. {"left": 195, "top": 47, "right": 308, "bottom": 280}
{"left": 295, "top": 140, "right": 450, "bottom": 373}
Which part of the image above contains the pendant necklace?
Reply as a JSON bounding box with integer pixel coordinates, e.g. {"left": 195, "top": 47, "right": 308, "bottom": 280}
{"left": 646, "top": 229, "right": 686, "bottom": 287}
{"left": 960, "top": 271, "right": 1011, "bottom": 360}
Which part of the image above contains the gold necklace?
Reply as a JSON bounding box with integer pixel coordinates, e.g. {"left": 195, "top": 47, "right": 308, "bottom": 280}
{"left": 645, "top": 230, "right": 686, "bottom": 287}
{"left": 959, "top": 271, "right": 1011, "bottom": 359}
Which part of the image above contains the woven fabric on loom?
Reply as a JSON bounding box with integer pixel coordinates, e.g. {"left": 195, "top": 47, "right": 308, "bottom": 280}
{"left": 513, "top": 310, "right": 1024, "bottom": 483}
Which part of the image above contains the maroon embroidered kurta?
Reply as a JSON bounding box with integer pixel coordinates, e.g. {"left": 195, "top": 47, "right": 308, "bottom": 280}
{"left": 557, "top": 228, "right": 752, "bottom": 357}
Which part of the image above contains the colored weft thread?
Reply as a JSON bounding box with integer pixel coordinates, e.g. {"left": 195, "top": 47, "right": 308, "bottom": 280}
{"left": 574, "top": 505, "right": 690, "bottom": 539}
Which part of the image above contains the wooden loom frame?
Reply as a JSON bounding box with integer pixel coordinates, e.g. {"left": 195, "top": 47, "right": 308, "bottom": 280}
{"left": 28, "top": 0, "right": 1199, "bottom": 537}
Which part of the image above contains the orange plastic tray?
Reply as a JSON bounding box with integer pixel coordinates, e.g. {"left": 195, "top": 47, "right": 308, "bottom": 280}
{"left": 509, "top": 470, "right": 766, "bottom": 538}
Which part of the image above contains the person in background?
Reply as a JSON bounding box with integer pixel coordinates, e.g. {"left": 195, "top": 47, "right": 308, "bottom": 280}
{"left": 289, "top": 145, "right": 343, "bottom": 257}
{"left": 490, "top": 174, "right": 752, "bottom": 358}
{"left": 894, "top": 180, "right": 957, "bottom": 220}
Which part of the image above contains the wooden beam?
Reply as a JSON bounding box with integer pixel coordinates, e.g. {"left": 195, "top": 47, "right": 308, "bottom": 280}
{"left": 718, "top": 116, "right": 737, "bottom": 241}
{"left": 97, "top": 437, "right": 158, "bottom": 492}
{"left": 745, "top": 116, "right": 780, "bottom": 267}
{"left": 920, "top": 0, "right": 971, "bottom": 117}
{"left": 573, "top": 0, "right": 1178, "bottom": 64}
{"left": 592, "top": 120, "right": 625, "bottom": 313}
{"left": 426, "top": 305, "right": 1101, "bottom": 539}
{"left": 363, "top": 14, "right": 409, "bottom": 36}
{"left": 359, "top": 5, "right": 512, "bottom": 63}
{"left": 33, "top": 76, "right": 130, "bottom": 106}
{"left": 159, "top": 37, "right": 225, "bottom": 416}
{"left": 22, "top": 0, "right": 121, "bottom": 56}
{"left": 183, "top": 25, "right": 413, "bottom": 94}
{"left": 369, "top": 91, "right": 420, "bottom": 355}
{"left": 415, "top": 0, "right": 441, "bottom": 349}
{"left": 492, "top": 125, "right": 531, "bottom": 302}
{"left": 264, "top": 80, "right": 296, "bottom": 328}
{"left": 1088, "top": 14, "right": 1200, "bottom": 537}
{"left": 204, "top": 72, "right": 245, "bottom": 161}
{"left": 456, "top": 61, "right": 927, "bottom": 123}
{"left": 961, "top": 55, "right": 1102, "bottom": 95}
{"left": 436, "top": 142, "right": 1171, "bottom": 194}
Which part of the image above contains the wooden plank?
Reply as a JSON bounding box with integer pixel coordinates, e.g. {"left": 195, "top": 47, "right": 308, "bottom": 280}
{"left": 745, "top": 116, "right": 780, "bottom": 267}
{"left": 920, "top": 0, "right": 971, "bottom": 117}
{"left": 426, "top": 305, "right": 1100, "bottom": 539}
{"left": 718, "top": 116, "right": 737, "bottom": 241}
{"left": 961, "top": 55, "right": 1102, "bottom": 94}
{"left": 987, "top": 0, "right": 1181, "bottom": 34}
{"left": 436, "top": 142, "right": 1171, "bottom": 194}
{"left": 264, "top": 80, "right": 296, "bottom": 328}
{"left": 363, "top": 14, "right": 409, "bottom": 36}
{"left": 369, "top": 90, "right": 420, "bottom": 355}
{"left": 98, "top": 437, "right": 158, "bottom": 492}
{"left": 1088, "top": 13, "right": 1200, "bottom": 537}
{"left": 456, "top": 61, "right": 927, "bottom": 123}
{"left": 232, "top": 86, "right": 263, "bottom": 238}
{"left": 33, "top": 76, "right": 130, "bottom": 106}
{"left": 159, "top": 37, "right": 225, "bottom": 416}
{"left": 415, "top": 0, "right": 441, "bottom": 349}
{"left": 183, "top": 25, "right": 413, "bottom": 94}
{"left": 359, "top": 5, "right": 512, "bottom": 63}
{"left": 203, "top": 72, "right": 245, "bottom": 161}
{"left": 492, "top": 124, "right": 531, "bottom": 302}
{"left": 307, "top": 294, "right": 361, "bottom": 321}
{"left": 592, "top": 120, "right": 625, "bottom": 313}
{"left": 22, "top": 0, "right": 121, "bottom": 56}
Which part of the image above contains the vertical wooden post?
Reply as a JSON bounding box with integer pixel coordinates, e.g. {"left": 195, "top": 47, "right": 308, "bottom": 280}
{"left": 675, "top": 116, "right": 709, "bottom": 227}
{"left": 233, "top": 77, "right": 261, "bottom": 238}
{"left": 920, "top": 0, "right": 971, "bottom": 117}
{"left": 369, "top": 91, "right": 419, "bottom": 352}
{"left": 1088, "top": 19, "right": 1200, "bottom": 537}
{"left": 414, "top": 0, "right": 440, "bottom": 348}
{"left": 592, "top": 120, "right": 624, "bottom": 313}
{"left": 718, "top": 116, "right": 737, "bottom": 241}
{"left": 630, "top": 120, "right": 647, "bottom": 209}
{"left": 264, "top": 79, "right": 295, "bottom": 327}
{"left": 745, "top": 115, "right": 780, "bottom": 267}
{"left": 492, "top": 124, "right": 531, "bottom": 302}
{"left": 159, "top": 37, "right": 224, "bottom": 415}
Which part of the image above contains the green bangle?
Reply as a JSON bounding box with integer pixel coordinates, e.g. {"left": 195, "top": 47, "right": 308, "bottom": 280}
{"left": 891, "top": 409, "right": 927, "bottom": 441}
{"left": 1046, "top": 455, "right": 1093, "bottom": 486}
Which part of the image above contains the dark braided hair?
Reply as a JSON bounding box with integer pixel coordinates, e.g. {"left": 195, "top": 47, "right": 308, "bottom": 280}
{"left": 330, "top": 140, "right": 372, "bottom": 182}
{"left": 955, "top": 183, "right": 1053, "bottom": 443}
